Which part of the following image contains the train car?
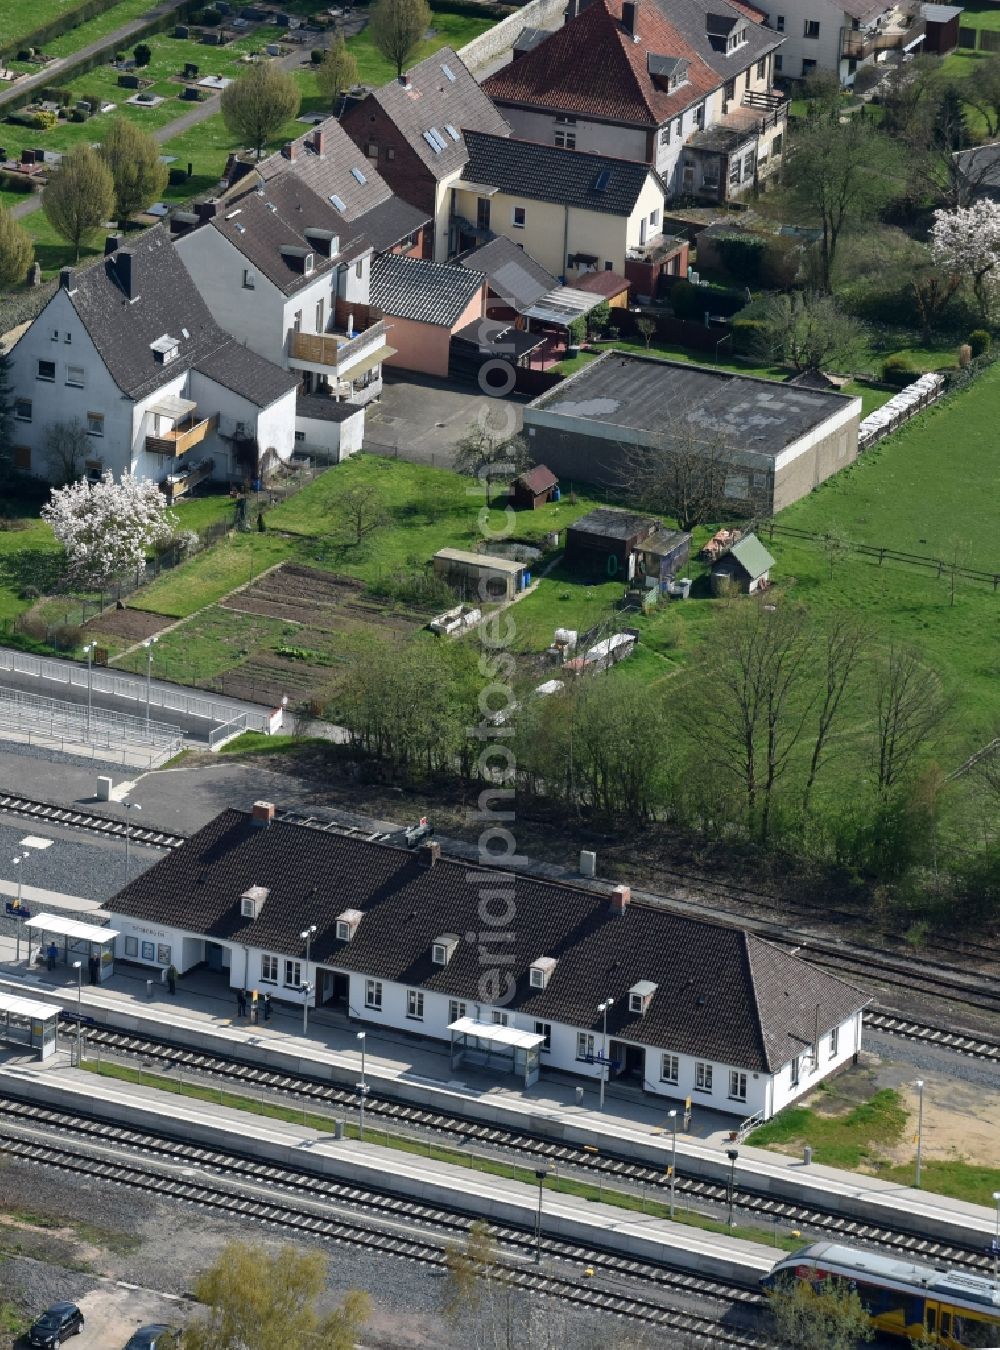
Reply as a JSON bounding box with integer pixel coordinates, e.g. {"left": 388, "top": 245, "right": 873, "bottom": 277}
{"left": 762, "top": 1242, "right": 1000, "bottom": 1348}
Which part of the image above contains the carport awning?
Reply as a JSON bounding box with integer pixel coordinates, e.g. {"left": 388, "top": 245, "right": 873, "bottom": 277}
{"left": 524, "top": 286, "right": 604, "bottom": 328}
{"left": 341, "top": 344, "right": 396, "bottom": 379}
{"left": 25, "top": 913, "right": 119, "bottom": 943}
{"left": 148, "top": 394, "right": 197, "bottom": 420}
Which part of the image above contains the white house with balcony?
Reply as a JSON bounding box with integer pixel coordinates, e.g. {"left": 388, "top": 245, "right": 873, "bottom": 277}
{"left": 109, "top": 802, "right": 870, "bottom": 1122}
{"left": 5, "top": 228, "right": 298, "bottom": 494}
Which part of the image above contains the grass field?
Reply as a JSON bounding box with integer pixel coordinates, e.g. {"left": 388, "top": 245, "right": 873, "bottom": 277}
{"left": 2, "top": 0, "right": 114, "bottom": 50}
{"left": 345, "top": 9, "right": 494, "bottom": 85}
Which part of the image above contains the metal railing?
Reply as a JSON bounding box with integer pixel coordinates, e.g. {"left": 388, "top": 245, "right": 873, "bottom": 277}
{"left": 0, "top": 685, "right": 183, "bottom": 764}
{"left": 208, "top": 712, "right": 248, "bottom": 749}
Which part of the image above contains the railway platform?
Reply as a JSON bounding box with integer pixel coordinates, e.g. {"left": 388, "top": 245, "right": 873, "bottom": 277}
{"left": 0, "top": 952, "right": 995, "bottom": 1254}
{"left": 0, "top": 1055, "right": 777, "bottom": 1288}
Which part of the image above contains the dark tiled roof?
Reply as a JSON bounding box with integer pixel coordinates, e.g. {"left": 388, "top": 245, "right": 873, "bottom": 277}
{"left": 111, "top": 809, "right": 868, "bottom": 1073}
{"left": 570, "top": 506, "right": 656, "bottom": 540}
{"left": 213, "top": 177, "right": 354, "bottom": 296}
{"left": 297, "top": 392, "right": 365, "bottom": 422}
{"left": 457, "top": 235, "right": 556, "bottom": 311}
{"left": 257, "top": 117, "right": 393, "bottom": 221}
{"left": 516, "top": 464, "right": 558, "bottom": 494}
{"left": 364, "top": 47, "right": 510, "bottom": 180}
{"left": 658, "top": 0, "right": 780, "bottom": 77}
{"left": 371, "top": 253, "right": 484, "bottom": 326}
{"left": 463, "top": 132, "right": 663, "bottom": 217}
{"left": 65, "top": 225, "right": 294, "bottom": 405}
{"left": 354, "top": 194, "right": 430, "bottom": 252}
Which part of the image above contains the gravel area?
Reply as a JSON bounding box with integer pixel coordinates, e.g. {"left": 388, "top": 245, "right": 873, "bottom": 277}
{"left": 0, "top": 740, "right": 131, "bottom": 774}
{"left": 0, "top": 820, "right": 159, "bottom": 908}
{"left": 863, "top": 1033, "right": 1000, "bottom": 1092}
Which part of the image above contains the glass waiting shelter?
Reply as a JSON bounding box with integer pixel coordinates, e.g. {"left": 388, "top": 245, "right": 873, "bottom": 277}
{"left": 25, "top": 913, "right": 120, "bottom": 984}
{"left": 448, "top": 1017, "right": 544, "bottom": 1088}
{"left": 0, "top": 991, "right": 61, "bottom": 1060}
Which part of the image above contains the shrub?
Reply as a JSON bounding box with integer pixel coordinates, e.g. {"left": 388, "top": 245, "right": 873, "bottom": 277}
{"left": 669, "top": 279, "right": 698, "bottom": 319}
{"left": 311, "top": 48, "right": 325, "bottom": 63}
{"left": 17, "top": 50, "right": 34, "bottom": 62}
{"left": 713, "top": 231, "right": 767, "bottom": 285}
{"left": 133, "top": 42, "right": 152, "bottom": 67}
{"left": 69, "top": 108, "right": 88, "bottom": 122}
{"left": 881, "top": 353, "right": 917, "bottom": 387}
{"left": 198, "top": 6, "right": 222, "bottom": 24}
{"left": 968, "top": 329, "right": 991, "bottom": 357}
{"left": 29, "top": 109, "right": 58, "bottom": 130}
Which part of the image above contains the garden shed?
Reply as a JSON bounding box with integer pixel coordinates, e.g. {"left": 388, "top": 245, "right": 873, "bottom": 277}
{"left": 710, "top": 533, "right": 774, "bottom": 596}
{"left": 432, "top": 548, "right": 527, "bottom": 602}
{"left": 511, "top": 465, "right": 558, "bottom": 510}
{"left": 565, "top": 507, "right": 660, "bottom": 580}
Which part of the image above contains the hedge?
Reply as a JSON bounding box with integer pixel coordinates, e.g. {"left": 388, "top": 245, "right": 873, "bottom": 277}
{"left": 671, "top": 278, "right": 747, "bottom": 320}
{"left": 2, "top": 0, "right": 123, "bottom": 60}
{"left": 712, "top": 231, "right": 768, "bottom": 285}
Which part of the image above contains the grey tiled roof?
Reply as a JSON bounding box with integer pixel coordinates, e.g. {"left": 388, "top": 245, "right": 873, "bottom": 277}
{"left": 367, "top": 47, "right": 510, "bottom": 180}
{"left": 462, "top": 132, "right": 664, "bottom": 217}
{"left": 653, "top": 0, "right": 779, "bottom": 79}
{"left": 371, "top": 253, "right": 484, "bottom": 326}
{"left": 457, "top": 236, "right": 556, "bottom": 311}
{"left": 257, "top": 116, "right": 393, "bottom": 221}
{"left": 65, "top": 225, "right": 295, "bottom": 406}
{"left": 354, "top": 194, "right": 431, "bottom": 253}
{"left": 111, "top": 809, "right": 868, "bottom": 1073}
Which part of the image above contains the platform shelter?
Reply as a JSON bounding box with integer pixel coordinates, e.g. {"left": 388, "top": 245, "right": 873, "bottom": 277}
{"left": 0, "top": 990, "right": 61, "bottom": 1060}
{"left": 25, "top": 913, "right": 119, "bottom": 984}
{"left": 448, "top": 1016, "right": 544, "bottom": 1088}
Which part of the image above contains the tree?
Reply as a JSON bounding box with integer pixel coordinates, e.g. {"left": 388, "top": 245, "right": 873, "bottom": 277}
{"left": 871, "top": 644, "right": 948, "bottom": 796}
{"left": 42, "top": 143, "right": 115, "bottom": 262}
{"left": 41, "top": 470, "right": 176, "bottom": 589}
{"left": 452, "top": 425, "right": 531, "bottom": 502}
{"left": 133, "top": 42, "right": 151, "bottom": 67}
{"left": 368, "top": 0, "right": 431, "bottom": 79}
{"left": 44, "top": 419, "right": 89, "bottom": 486}
{"left": 802, "top": 615, "right": 869, "bottom": 812}
{"left": 962, "top": 53, "right": 1000, "bottom": 138}
{"left": 782, "top": 113, "right": 902, "bottom": 292}
{"left": 0, "top": 206, "right": 34, "bottom": 287}
{"left": 617, "top": 422, "right": 734, "bottom": 530}
{"left": 221, "top": 61, "right": 301, "bottom": 159}
{"left": 636, "top": 317, "right": 656, "bottom": 348}
{"left": 909, "top": 260, "right": 962, "bottom": 342}
{"left": 339, "top": 482, "right": 389, "bottom": 546}
{"left": 755, "top": 291, "right": 865, "bottom": 374}
{"left": 931, "top": 200, "right": 1000, "bottom": 324}
{"left": 767, "top": 1277, "right": 873, "bottom": 1350}
{"left": 97, "top": 118, "right": 168, "bottom": 227}
{"left": 184, "top": 1242, "right": 370, "bottom": 1350}
{"left": 316, "top": 36, "right": 358, "bottom": 114}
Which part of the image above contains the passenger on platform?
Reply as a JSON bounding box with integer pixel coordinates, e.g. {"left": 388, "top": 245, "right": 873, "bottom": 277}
{"left": 263, "top": 993, "right": 272, "bottom": 1021}
{"left": 237, "top": 988, "right": 247, "bottom": 1018}
{"left": 46, "top": 942, "right": 58, "bottom": 971}
{"left": 88, "top": 954, "right": 99, "bottom": 985}
{"left": 167, "top": 964, "right": 178, "bottom": 996}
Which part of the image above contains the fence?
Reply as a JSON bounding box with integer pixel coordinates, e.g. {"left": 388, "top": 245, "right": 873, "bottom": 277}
{"left": 761, "top": 522, "right": 1000, "bottom": 591}
{"left": 959, "top": 24, "right": 1000, "bottom": 51}
{"left": 0, "top": 685, "right": 183, "bottom": 765}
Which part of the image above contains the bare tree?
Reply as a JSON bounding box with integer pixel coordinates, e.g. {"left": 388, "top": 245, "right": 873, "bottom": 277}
{"left": 617, "top": 424, "right": 735, "bottom": 531}
{"left": 339, "top": 482, "right": 389, "bottom": 546}
{"left": 368, "top": 0, "right": 431, "bottom": 79}
{"left": 452, "top": 425, "right": 531, "bottom": 502}
{"left": 45, "top": 419, "right": 89, "bottom": 486}
{"left": 820, "top": 525, "right": 852, "bottom": 580}
{"left": 872, "top": 644, "right": 948, "bottom": 796}
{"left": 802, "top": 615, "right": 869, "bottom": 811}
{"left": 636, "top": 317, "right": 656, "bottom": 348}
{"left": 316, "top": 36, "right": 359, "bottom": 114}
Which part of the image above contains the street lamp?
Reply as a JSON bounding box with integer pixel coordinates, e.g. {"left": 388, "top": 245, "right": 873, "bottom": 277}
{"left": 597, "top": 997, "right": 614, "bottom": 1111}
{"left": 534, "top": 1168, "right": 547, "bottom": 1264}
{"left": 122, "top": 800, "right": 141, "bottom": 885}
{"left": 142, "top": 637, "right": 157, "bottom": 731}
{"left": 71, "top": 960, "right": 82, "bottom": 1064}
{"left": 726, "top": 1148, "right": 739, "bottom": 1229}
{"left": 300, "top": 925, "right": 317, "bottom": 1035}
{"left": 82, "top": 643, "right": 94, "bottom": 736}
{"left": 668, "top": 1108, "right": 678, "bottom": 1219}
{"left": 914, "top": 1079, "right": 925, "bottom": 1188}
{"left": 357, "top": 1031, "right": 367, "bottom": 1139}
{"left": 992, "top": 1191, "right": 1000, "bottom": 1278}
{"left": 11, "top": 854, "right": 25, "bottom": 962}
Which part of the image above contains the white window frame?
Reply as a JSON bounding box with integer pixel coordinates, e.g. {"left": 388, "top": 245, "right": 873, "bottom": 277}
{"left": 448, "top": 999, "right": 466, "bottom": 1023}
{"left": 86, "top": 412, "right": 104, "bottom": 437}
{"left": 365, "top": 978, "right": 382, "bottom": 1010}
{"left": 13, "top": 399, "right": 31, "bottom": 422}
{"left": 830, "top": 1026, "right": 839, "bottom": 1058}
{"left": 577, "top": 1032, "right": 595, "bottom": 1060}
{"left": 530, "top": 967, "right": 545, "bottom": 988}
{"left": 491, "top": 1010, "right": 509, "bottom": 1027}
{"left": 407, "top": 988, "right": 424, "bottom": 1020}
{"left": 790, "top": 1055, "right": 801, "bottom": 1086}
{"left": 242, "top": 268, "right": 254, "bottom": 289}
{"left": 37, "top": 360, "right": 55, "bottom": 382}
{"left": 284, "top": 959, "right": 302, "bottom": 988}
{"left": 512, "top": 206, "right": 526, "bottom": 229}
{"left": 803, "top": 18, "right": 820, "bottom": 37}
{"left": 431, "top": 943, "right": 447, "bottom": 965}
{"left": 729, "top": 1070, "right": 747, "bottom": 1102}
{"left": 65, "top": 365, "right": 85, "bottom": 388}
{"left": 240, "top": 897, "right": 254, "bottom": 917}
{"left": 695, "top": 1061, "right": 713, "bottom": 1093}
{"left": 661, "top": 1053, "right": 679, "bottom": 1084}
{"left": 336, "top": 920, "right": 351, "bottom": 941}
{"left": 261, "top": 954, "right": 278, "bottom": 983}
{"left": 629, "top": 992, "right": 643, "bottom": 1014}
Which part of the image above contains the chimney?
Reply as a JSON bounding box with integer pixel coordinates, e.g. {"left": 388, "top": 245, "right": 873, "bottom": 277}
{"left": 115, "top": 249, "right": 135, "bottom": 300}
{"left": 251, "top": 800, "right": 275, "bottom": 828}
{"left": 622, "top": 0, "right": 639, "bottom": 35}
{"left": 59, "top": 267, "right": 76, "bottom": 293}
{"left": 282, "top": 139, "right": 298, "bottom": 161}
{"left": 609, "top": 884, "right": 631, "bottom": 914}
{"left": 195, "top": 201, "right": 219, "bottom": 223}
{"left": 104, "top": 234, "right": 121, "bottom": 257}
{"left": 422, "top": 840, "right": 441, "bottom": 867}
{"left": 312, "top": 127, "right": 325, "bottom": 156}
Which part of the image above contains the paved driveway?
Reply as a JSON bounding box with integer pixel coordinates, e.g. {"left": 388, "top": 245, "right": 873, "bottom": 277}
{"left": 363, "top": 374, "right": 525, "bottom": 469}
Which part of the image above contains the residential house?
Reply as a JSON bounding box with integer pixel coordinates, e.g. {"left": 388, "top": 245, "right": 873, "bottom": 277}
{"left": 755, "top": 0, "right": 902, "bottom": 83}
{"left": 453, "top": 132, "right": 669, "bottom": 292}
{"left": 6, "top": 228, "right": 298, "bottom": 494}
{"left": 710, "top": 531, "right": 775, "bottom": 593}
{"left": 369, "top": 252, "right": 487, "bottom": 379}
{"left": 456, "top": 235, "right": 558, "bottom": 321}
{"left": 108, "top": 803, "right": 869, "bottom": 1119}
{"left": 482, "top": 0, "right": 787, "bottom": 202}
{"left": 341, "top": 47, "right": 511, "bottom": 260}
{"left": 523, "top": 351, "right": 861, "bottom": 513}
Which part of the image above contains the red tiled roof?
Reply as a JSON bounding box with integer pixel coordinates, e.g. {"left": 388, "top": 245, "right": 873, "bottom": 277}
{"left": 569, "top": 270, "right": 631, "bottom": 298}
{"left": 728, "top": 0, "right": 768, "bottom": 21}
{"left": 517, "top": 464, "right": 558, "bottom": 494}
{"left": 483, "top": 0, "right": 720, "bottom": 128}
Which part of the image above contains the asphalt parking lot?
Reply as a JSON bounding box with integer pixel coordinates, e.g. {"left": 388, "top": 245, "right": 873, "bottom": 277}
{"left": 364, "top": 373, "right": 525, "bottom": 468}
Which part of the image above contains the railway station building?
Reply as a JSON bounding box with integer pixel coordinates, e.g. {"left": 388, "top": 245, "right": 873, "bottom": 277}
{"left": 108, "top": 803, "right": 869, "bottom": 1121}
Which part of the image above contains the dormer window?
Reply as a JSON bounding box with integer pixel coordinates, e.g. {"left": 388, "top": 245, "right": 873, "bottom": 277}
{"left": 150, "top": 334, "right": 179, "bottom": 365}
{"left": 279, "top": 245, "right": 316, "bottom": 274}
{"left": 240, "top": 885, "right": 269, "bottom": 920}
{"left": 529, "top": 956, "right": 557, "bottom": 989}
{"left": 432, "top": 933, "right": 460, "bottom": 966}
{"left": 335, "top": 908, "right": 363, "bottom": 941}
{"left": 628, "top": 980, "right": 658, "bottom": 1016}
{"left": 727, "top": 25, "right": 748, "bottom": 51}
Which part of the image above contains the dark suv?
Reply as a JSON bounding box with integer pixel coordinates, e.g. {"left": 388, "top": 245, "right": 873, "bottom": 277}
{"left": 123, "top": 1327, "right": 179, "bottom": 1350}
{"left": 27, "top": 1303, "right": 84, "bottom": 1347}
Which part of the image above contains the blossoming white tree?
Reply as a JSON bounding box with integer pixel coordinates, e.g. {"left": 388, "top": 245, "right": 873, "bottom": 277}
{"left": 41, "top": 470, "right": 177, "bottom": 589}
{"left": 930, "top": 201, "right": 1000, "bottom": 324}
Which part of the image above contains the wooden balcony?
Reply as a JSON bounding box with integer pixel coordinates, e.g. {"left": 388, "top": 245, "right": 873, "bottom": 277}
{"left": 288, "top": 319, "right": 389, "bottom": 374}
{"left": 288, "top": 330, "right": 343, "bottom": 368}
{"left": 161, "top": 457, "right": 214, "bottom": 502}
{"left": 146, "top": 413, "right": 219, "bottom": 458}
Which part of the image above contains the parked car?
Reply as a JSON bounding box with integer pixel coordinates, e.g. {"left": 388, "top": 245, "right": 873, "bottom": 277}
{"left": 123, "top": 1326, "right": 180, "bottom": 1350}
{"left": 27, "top": 1303, "right": 84, "bottom": 1347}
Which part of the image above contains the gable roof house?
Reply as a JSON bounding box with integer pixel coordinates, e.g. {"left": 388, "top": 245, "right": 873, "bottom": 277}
{"left": 6, "top": 227, "right": 298, "bottom": 493}
{"left": 482, "top": 0, "right": 787, "bottom": 205}
{"left": 454, "top": 132, "right": 670, "bottom": 292}
{"left": 753, "top": 0, "right": 904, "bottom": 85}
{"left": 340, "top": 47, "right": 511, "bottom": 260}
{"left": 109, "top": 804, "right": 869, "bottom": 1120}
{"left": 369, "top": 252, "right": 487, "bottom": 378}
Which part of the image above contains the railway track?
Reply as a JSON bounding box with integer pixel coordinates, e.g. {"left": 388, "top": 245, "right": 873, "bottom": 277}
{"left": 69, "top": 1023, "right": 995, "bottom": 1273}
{"left": 0, "top": 793, "right": 187, "bottom": 850}
{"left": 0, "top": 1100, "right": 767, "bottom": 1347}
{"left": 864, "top": 1010, "right": 1000, "bottom": 1064}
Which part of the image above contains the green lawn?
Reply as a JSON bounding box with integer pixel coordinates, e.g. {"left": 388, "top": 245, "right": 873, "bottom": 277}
{"left": 37, "top": 0, "right": 171, "bottom": 59}
{"left": 345, "top": 9, "right": 495, "bottom": 85}
{"left": 0, "top": 517, "right": 62, "bottom": 622}
{"left": 129, "top": 531, "right": 292, "bottom": 617}
{"left": 2, "top": 0, "right": 115, "bottom": 51}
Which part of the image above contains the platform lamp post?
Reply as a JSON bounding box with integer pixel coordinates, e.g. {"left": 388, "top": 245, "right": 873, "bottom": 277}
{"left": 597, "top": 997, "right": 613, "bottom": 1111}
{"left": 357, "top": 1031, "right": 367, "bottom": 1139}
{"left": 992, "top": 1191, "right": 1000, "bottom": 1277}
{"left": 11, "top": 854, "right": 25, "bottom": 962}
{"left": 534, "top": 1168, "right": 547, "bottom": 1264}
{"left": 142, "top": 637, "right": 157, "bottom": 731}
{"left": 668, "top": 1108, "right": 678, "bottom": 1219}
{"left": 123, "top": 800, "right": 140, "bottom": 886}
{"left": 914, "top": 1079, "right": 925, "bottom": 1188}
{"left": 726, "top": 1148, "right": 739, "bottom": 1229}
{"left": 71, "top": 960, "right": 82, "bottom": 1065}
{"left": 82, "top": 643, "right": 94, "bottom": 737}
{"left": 300, "top": 925, "right": 317, "bottom": 1035}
